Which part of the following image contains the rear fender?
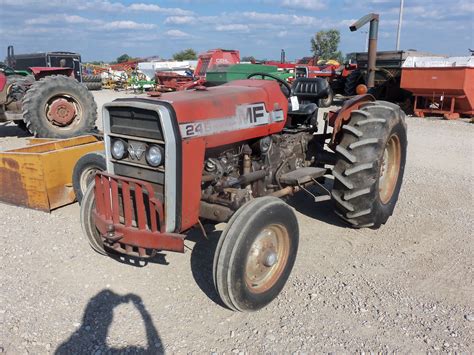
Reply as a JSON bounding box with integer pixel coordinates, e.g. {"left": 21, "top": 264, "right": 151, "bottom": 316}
{"left": 30, "top": 67, "right": 74, "bottom": 80}
{"left": 328, "top": 94, "right": 375, "bottom": 147}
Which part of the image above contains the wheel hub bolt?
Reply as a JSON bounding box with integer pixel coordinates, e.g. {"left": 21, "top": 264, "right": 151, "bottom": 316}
{"left": 263, "top": 251, "right": 277, "bottom": 267}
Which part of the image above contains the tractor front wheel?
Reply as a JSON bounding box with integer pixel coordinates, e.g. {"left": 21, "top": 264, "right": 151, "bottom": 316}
{"left": 73, "top": 151, "right": 106, "bottom": 204}
{"left": 80, "top": 182, "right": 108, "bottom": 255}
{"left": 213, "top": 197, "right": 299, "bottom": 311}
{"left": 22, "top": 75, "right": 97, "bottom": 138}
{"left": 331, "top": 101, "right": 407, "bottom": 228}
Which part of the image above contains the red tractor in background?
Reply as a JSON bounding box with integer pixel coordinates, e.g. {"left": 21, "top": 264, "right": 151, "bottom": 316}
{"left": 81, "top": 72, "right": 407, "bottom": 312}
{"left": 266, "top": 51, "right": 358, "bottom": 107}
{"left": 154, "top": 49, "right": 240, "bottom": 92}
{"left": 1, "top": 46, "right": 96, "bottom": 138}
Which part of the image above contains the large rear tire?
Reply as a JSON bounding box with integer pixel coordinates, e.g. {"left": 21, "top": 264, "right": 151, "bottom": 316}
{"left": 80, "top": 182, "right": 108, "bottom": 255}
{"left": 331, "top": 101, "right": 407, "bottom": 228}
{"left": 318, "top": 85, "right": 334, "bottom": 108}
{"left": 84, "top": 82, "right": 102, "bottom": 91}
{"left": 213, "top": 197, "right": 299, "bottom": 311}
{"left": 344, "top": 69, "right": 364, "bottom": 96}
{"left": 22, "top": 75, "right": 97, "bottom": 138}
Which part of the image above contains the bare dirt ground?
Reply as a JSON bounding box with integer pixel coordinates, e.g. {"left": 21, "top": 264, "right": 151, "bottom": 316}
{"left": 1, "top": 90, "right": 473, "bottom": 354}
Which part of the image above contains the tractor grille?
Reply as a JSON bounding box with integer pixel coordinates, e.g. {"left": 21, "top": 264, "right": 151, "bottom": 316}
{"left": 107, "top": 107, "right": 165, "bottom": 190}
{"left": 108, "top": 106, "right": 164, "bottom": 140}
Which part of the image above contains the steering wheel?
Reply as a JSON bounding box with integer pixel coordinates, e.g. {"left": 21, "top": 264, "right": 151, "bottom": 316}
{"left": 247, "top": 72, "right": 292, "bottom": 98}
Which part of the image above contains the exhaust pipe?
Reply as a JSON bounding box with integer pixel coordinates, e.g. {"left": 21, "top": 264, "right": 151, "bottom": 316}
{"left": 350, "top": 13, "right": 379, "bottom": 89}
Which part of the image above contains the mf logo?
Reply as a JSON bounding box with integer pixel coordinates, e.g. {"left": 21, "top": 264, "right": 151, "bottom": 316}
{"left": 128, "top": 142, "right": 146, "bottom": 160}
{"left": 245, "top": 104, "right": 266, "bottom": 124}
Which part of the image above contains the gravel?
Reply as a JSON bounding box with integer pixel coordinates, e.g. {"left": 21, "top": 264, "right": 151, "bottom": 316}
{"left": 0, "top": 90, "right": 473, "bottom": 353}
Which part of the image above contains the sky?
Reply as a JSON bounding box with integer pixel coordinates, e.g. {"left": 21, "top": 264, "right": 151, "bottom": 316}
{"left": 1, "top": 0, "right": 473, "bottom": 62}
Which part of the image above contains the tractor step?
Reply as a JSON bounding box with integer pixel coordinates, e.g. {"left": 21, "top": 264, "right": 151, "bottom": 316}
{"left": 279, "top": 167, "right": 326, "bottom": 186}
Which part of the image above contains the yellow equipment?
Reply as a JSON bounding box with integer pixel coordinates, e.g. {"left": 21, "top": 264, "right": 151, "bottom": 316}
{"left": 0, "top": 135, "right": 103, "bottom": 212}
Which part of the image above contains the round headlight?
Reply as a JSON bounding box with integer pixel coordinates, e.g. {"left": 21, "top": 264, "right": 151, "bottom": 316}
{"left": 146, "top": 145, "right": 163, "bottom": 167}
{"left": 111, "top": 139, "right": 127, "bottom": 160}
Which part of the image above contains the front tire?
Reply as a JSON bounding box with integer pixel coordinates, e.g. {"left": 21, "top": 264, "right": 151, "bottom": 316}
{"left": 213, "top": 197, "right": 299, "bottom": 311}
{"left": 80, "top": 182, "right": 107, "bottom": 255}
{"left": 73, "top": 151, "right": 106, "bottom": 204}
{"left": 331, "top": 101, "right": 407, "bottom": 228}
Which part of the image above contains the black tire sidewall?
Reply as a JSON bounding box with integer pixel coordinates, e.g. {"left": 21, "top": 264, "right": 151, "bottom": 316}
{"left": 73, "top": 152, "right": 106, "bottom": 204}
{"left": 227, "top": 201, "right": 299, "bottom": 311}
{"left": 319, "top": 86, "right": 334, "bottom": 107}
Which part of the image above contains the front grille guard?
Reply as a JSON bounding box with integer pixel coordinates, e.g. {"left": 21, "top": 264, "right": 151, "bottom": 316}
{"left": 93, "top": 172, "right": 184, "bottom": 257}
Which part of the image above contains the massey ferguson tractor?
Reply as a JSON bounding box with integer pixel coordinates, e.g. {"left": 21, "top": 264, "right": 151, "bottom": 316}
{"left": 80, "top": 71, "right": 407, "bottom": 312}
{"left": 0, "top": 61, "right": 96, "bottom": 138}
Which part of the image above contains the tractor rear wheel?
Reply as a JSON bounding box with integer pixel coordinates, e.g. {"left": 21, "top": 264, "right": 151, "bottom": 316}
{"left": 331, "top": 101, "right": 407, "bottom": 228}
{"left": 213, "top": 197, "right": 299, "bottom": 311}
{"left": 318, "top": 85, "right": 334, "bottom": 107}
{"left": 84, "top": 82, "right": 102, "bottom": 91}
{"left": 22, "top": 75, "right": 97, "bottom": 138}
{"left": 80, "top": 182, "right": 107, "bottom": 255}
{"left": 344, "top": 69, "right": 364, "bottom": 96}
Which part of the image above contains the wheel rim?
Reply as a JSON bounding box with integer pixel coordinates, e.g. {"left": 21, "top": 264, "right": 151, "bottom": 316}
{"left": 80, "top": 168, "right": 99, "bottom": 196}
{"left": 244, "top": 224, "right": 290, "bottom": 294}
{"left": 45, "top": 94, "right": 82, "bottom": 128}
{"left": 379, "top": 134, "right": 401, "bottom": 204}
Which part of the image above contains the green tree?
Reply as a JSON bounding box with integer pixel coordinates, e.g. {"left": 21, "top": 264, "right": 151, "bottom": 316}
{"left": 116, "top": 54, "right": 132, "bottom": 63}
{"left": 311, "top": 29, "right": 343, "bottom": 63}
{"left": 172, "top": 49, "right": 197, "bottom": 61}
{"left": 241, "top": 56, "right": 256, "bottom": 63}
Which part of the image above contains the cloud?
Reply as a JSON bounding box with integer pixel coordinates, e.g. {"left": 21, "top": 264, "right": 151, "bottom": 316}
{"left": 102, "top": 21, "right": 156, "bottom": 30}
{"left": 165, "top": 29, "right": 190, "bottom": 38}
{"left": 128, "top": 3, "right": 193, "bottom": 15}
{"left": 25, "top": 14, "right": 100, "bottom": 25}
{"left": 215, "top": 24, "right": 250, "bottom": 32}
{"left": 281, "top": 0, "right": 326, "bottom": 10}
{"left": 24, "top": 14, "right": 155, "bottom": 31}
{"left": 4, "top": 0, "right": 192, "bottom": 15}
{"left": 164, "top": 16, "right": 196, "bottom": 25}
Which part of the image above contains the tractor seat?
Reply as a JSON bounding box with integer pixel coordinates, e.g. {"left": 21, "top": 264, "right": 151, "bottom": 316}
{"left": 288, "top": 77, "right": 329, "bottom": 118}
{"left": 291, "top": 77, "right": 330, "bottom": 101}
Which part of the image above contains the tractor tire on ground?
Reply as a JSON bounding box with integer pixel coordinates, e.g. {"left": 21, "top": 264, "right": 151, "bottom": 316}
{"left": 213, "top": 196, "right": 299, "bottom": 312}
{"left": 318, "top": 86, "right": 334, "bottom": 108}
{"left": 82, "top": 75, "right": 102, "bottom": 83}
{"left": 84, "top": 82, "right": 102, "bottom": 91}
{"left": 22, "top": 75, "right": 97, "bottom": 138}
{"left": 80, "top": 182, "right": 108, "bottom": 255}
{"left": 344, "top": 69, "right": 364, "bottom": 96}
{"left": 331, "top": 100, "right": 407, "bottom": 229}
{"left": 73, "top": 151, "right": 106, "bottom": 204}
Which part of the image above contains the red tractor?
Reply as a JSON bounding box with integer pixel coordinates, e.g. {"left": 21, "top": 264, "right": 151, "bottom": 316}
{"left": 0, "top": 63, "right": 96, "bottom": 138}
{"left": 154, "top": 49, "right": 240, "bottom": 92}
{"left": 81, "top": 73, "right": 407, "bottom": 311}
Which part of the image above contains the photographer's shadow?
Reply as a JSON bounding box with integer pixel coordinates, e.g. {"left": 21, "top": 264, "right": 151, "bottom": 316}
{"left": 56, "top": 289, "right": 163, "bottom": 354}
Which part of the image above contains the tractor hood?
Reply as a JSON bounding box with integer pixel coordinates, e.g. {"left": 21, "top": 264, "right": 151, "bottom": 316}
{"left": 153, "top": 79, "right": 288, "bottom": 125}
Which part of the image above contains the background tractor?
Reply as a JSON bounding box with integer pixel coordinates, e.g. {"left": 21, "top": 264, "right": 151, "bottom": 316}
{"left": 1, "top": 48, "right": 97, "bottom": 138}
